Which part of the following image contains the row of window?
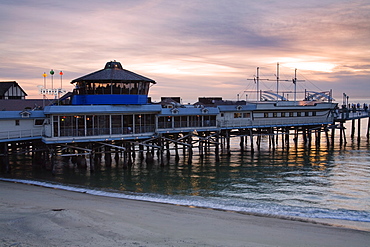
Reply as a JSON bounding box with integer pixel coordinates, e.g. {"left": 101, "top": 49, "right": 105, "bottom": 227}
{"left": 158, "top": 115, "right": 216, "bottom": 129}
{"left": 264, "top": 112, "right": 317, "bottom": 118}
{"left": 231, "top": 111, "right": 318, "bottom": 119}
{"left": 52, "top": 114, "right": 218, "bottom": 137}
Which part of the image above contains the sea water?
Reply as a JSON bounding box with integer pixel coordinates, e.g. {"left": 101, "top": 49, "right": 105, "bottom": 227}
{"left": 1, "top": 119, "right": 370, "bottom": 230}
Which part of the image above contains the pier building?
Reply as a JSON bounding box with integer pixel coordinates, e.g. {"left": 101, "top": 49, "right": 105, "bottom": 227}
{"left": 70, "top": 60, "right": 155, "bottom": 105}
{"left": 1, "top": 60, "right": 369, "bottom": 172}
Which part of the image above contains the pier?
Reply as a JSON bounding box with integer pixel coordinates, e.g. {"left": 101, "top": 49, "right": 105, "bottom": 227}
{"left": 1, "top": 109, "right": 369, "bottom": 173}
{"left": 1, "top": 61, "right": 369, "bottom": 173}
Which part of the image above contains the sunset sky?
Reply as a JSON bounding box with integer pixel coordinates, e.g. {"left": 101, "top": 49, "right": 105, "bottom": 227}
{"left": 0, "top": 0, "right": 369, "bottom": 103}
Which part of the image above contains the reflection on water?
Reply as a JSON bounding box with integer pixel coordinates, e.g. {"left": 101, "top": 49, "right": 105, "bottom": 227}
{"left": 1, "top": 121, "right": 370, "bottom": 224}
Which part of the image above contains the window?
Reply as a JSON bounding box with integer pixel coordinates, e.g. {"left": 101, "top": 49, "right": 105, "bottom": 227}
{"left": 264, "top": 113, "right": 269, "bottom": 118}
{"left": 297, "top": 112, "right": 301, "bottom": 117}
{"left": 53, "top": 116, "right": 59, "bottom": 137}
{"left": 158, "top": 116, "right": 172, "bottom": 129}
{"left": 140, "top": 114, "right": 155, "bottom": 132}
{"left": 174, "top": 116, "right": 188, "bottom": 128}
{"left": 281, "top": 112, "right": 286, "bottom": 117}
{"left": 312, "top": 111, "right": 316, "bottom": 116}
{"left": 234, "top": 113, "right": 242, "bottom": 118}
{"left": 273, "top": 112, "right": 277, "bottom": 118}
{"left": 202, "top": 108, "right": 209, "bottom": 114}
{"left": 111, "top": 115, "right": 122, "bottom": 134}
{"left": 189, "top": 115, "right": 201, "bottom": 127}
{"left": 34, "top": 119, "right": 44, "bottom": 126}
{"left": 123, "top": 115, "right": 133, "bottom": 133}
{"left": 243, "top": 113, "right": 251, "bottom": 118}
{"left": 289, "top": 112, "right": 293, "bottom": 117}
{"left": 204, "top": 115, "right": 216, "bottom": 126}
{"left": 15, "top": 120, "right": 20, "bottom": 126}
{"left": 305, "top": 112, "right": 309, "bottom": 117}
{"left": 95, "top": 115, "right": 110, "bottom": 135}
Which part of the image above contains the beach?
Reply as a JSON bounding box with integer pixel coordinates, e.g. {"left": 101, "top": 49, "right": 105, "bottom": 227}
{"left": 0, "top": 181, "right": 369, "bottom": 247}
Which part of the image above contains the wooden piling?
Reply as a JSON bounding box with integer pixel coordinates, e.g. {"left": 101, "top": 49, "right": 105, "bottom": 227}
{"left": 249, "top": 129, "right": 254, "bottom": 154}
{"left": 226, "top": 131, "right": 231, "bottom": 156}
{"left": 104, "top": 146, "right": 112, "bottom": 167}
{"left": 215, "top": 132, "right": 220, "bottom": 162}
{"left": 367, "top": 117, "right": 370, "bottom": 140}
{"left": 331, "top": 127, "right": 335, "bottom": 147}
{"left": 351, "top": 119, "right": 355, "bottom": 139}
{"left": 187, "top": 133, "right": 193, "bottom": 164}
{"left": 357, "top": 118, "right": 361, "bottom": 144}
{"left": 240, "top": 135, "right": 244, "bottom": 152}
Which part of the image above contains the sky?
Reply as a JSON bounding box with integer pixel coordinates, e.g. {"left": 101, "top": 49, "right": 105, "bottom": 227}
{"left": 0, "top": 0, "right": 369, "bottom": 103}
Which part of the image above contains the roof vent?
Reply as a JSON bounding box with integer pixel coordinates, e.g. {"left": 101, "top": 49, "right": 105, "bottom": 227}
{"left": 104, "top": 60, "right": 123, "bottom": 70}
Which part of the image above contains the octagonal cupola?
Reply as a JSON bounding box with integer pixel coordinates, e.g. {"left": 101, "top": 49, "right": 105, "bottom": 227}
{"left": 70, "top": 60, "right": 156, "bottom": 105}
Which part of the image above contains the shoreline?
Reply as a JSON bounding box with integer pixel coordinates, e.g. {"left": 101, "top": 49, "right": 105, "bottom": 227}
{"left": 1, "top": 181, "right": 369, "bottom": 247}
{"left": 1, "top": 177, "right": 369, "bottom": 232}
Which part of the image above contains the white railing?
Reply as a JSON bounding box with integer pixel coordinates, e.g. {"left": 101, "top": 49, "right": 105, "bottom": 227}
{"left": 218, "top": 116, "right": 334, "bottom": 128}
{"left": 0, "top": 129, "right": 43, "bottom": 140}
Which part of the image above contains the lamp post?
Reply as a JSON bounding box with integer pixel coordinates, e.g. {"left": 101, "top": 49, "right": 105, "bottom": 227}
{"left": 43, "top": 72, "right": 47, "bottom": 89}
{"left": 50, "top": 69, "right": 55, "bottom": 89}
{"left": 59, "top": 71, "right": 63, "bottom": 90}
{"left": 42, "top": 72, "right": 47, "bottom": 107}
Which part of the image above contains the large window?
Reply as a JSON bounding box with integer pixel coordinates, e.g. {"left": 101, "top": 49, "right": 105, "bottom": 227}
{"left": 53, "top": 116, "right": 59, "bottom": 137}
{"left": 203, "top": 115, "right": 216, "bottom": 127}
{"left": 158, "top": 116, "right": 172, "bottom": 129}
{"left": 174, "top": 116, "right": 188, "bottom": 128}
{"left": 135, "top": 114, "right": 155, "bottom": 133}
{"left": 95, "top": 115, "right": 110, "bottom": 135}
{"left": 111, "top": 115, "right": 122, "bottom": 134}
{"left": 54, "top": 113, "right": 155, "bottom": 137}
{"left": 189, "top": 115, "right": 201, "bottom": 127}
{"left": 123, "top": 115, "right": 133, "bottom": 133}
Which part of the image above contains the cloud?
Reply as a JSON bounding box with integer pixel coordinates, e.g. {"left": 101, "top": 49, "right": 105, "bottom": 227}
{"left": 0, "top": 0, "right": 369, "bottom": 102}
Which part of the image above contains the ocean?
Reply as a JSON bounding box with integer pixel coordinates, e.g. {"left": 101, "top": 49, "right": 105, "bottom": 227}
{"left": 1, "top": 119, "right": 370, "bottom": 230}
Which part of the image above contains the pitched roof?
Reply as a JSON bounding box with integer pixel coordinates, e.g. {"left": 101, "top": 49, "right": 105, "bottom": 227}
{"left": 0, "top": 81, "right": 28, "bottom": 96}
{"left": 71, "top": 61, "right": 156, "bottom": 84}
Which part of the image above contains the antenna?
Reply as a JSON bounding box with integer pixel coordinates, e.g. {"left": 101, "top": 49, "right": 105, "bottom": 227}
{"left": 267, "top": 62, "right": 289, "bottom": 101}
{"left": 247, "top": 67, "right": 268, "bottom": 101}
{"left": 293, "top": 68, "right": 304, "bottom": 104}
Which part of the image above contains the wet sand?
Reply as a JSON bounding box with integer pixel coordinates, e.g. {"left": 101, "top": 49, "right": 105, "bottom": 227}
{"left": 0, "top": 181, "right": 369, "bottom": 247}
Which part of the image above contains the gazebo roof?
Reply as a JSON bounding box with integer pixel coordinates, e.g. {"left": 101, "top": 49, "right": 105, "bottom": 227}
{"left": 71, "top": 61, "right": 156, "bottom": 84}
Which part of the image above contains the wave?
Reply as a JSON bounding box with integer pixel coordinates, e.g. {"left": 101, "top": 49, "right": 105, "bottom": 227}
{"left": 1, "top": 177, "right": 369, "bottom": 223}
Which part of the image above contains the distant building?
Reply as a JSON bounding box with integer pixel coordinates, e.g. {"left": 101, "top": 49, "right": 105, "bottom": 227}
{"left": 0, "top": 81, "right": 50, "bottom": 111}
{"left": 0, "top": 81, "right": 27, "bottom": 99}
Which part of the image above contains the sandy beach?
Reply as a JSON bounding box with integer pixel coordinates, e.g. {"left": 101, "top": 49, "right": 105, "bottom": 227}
{"left": 0, "top": 181, "right": 369, "bottom": 247}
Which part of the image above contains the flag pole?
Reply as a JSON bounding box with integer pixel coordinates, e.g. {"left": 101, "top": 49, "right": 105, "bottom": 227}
{"left": 59, "top": 71, "right": 63, "bottom": 104}
{"left": 50, "top": 69, "right": 55, "bottom": 99}
{"left": 42, "top": 72, "right": 47, "bottom": 108}
{"left": 60, "top": 71, "right": 63, "bottom": 90}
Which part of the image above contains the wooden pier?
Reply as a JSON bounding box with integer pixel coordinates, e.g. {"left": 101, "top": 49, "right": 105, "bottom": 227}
{"left": 1, "top": 61, "right": 369, "bottom": 173}
{"left": 1, "top": 107, "right": 369, "bottom": 173}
